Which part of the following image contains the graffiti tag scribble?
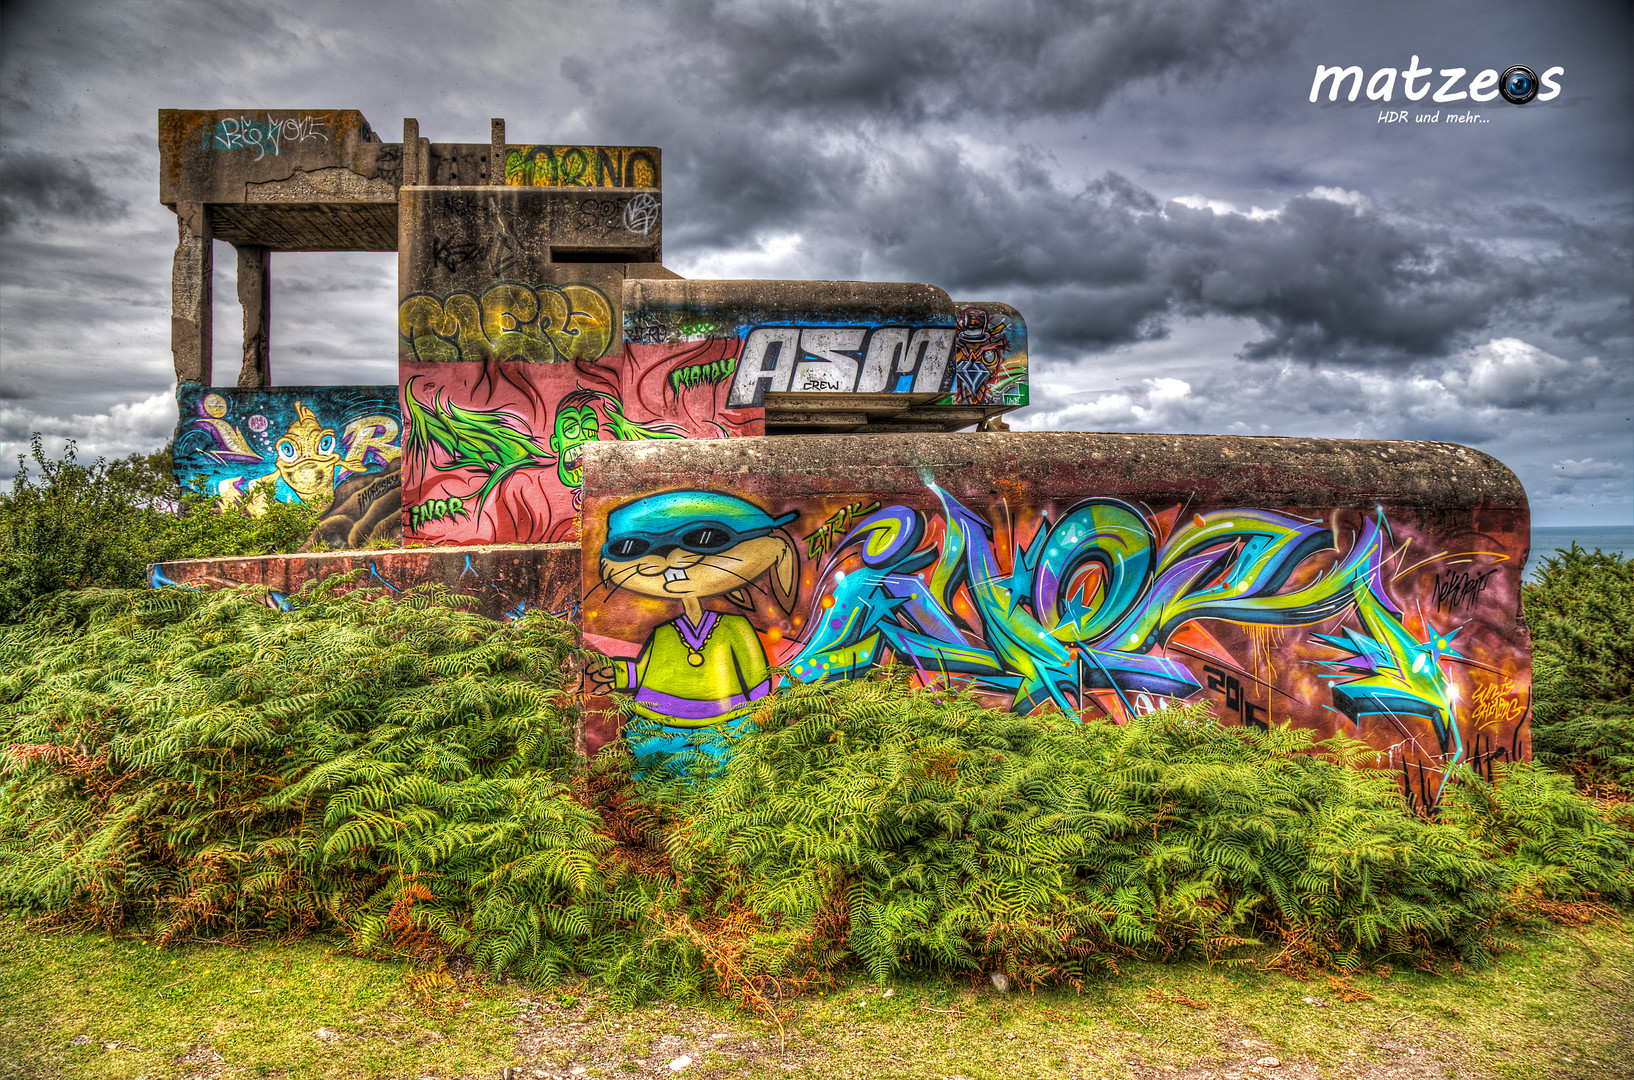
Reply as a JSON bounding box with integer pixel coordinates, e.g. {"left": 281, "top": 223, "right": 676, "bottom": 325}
{"left": 1433, "top": 567, "right": 1498, "bottom": 612}
{"left": 623, "top": 193, "right": 660, "bottom": 235}
{"left": 203, "top": 114, "right": 330, "bottom": 161}
{"left": 804, "top": 500, "right": 881, "bottom": 559}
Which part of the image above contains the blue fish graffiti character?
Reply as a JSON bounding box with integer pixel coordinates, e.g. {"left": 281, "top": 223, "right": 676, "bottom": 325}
{"left": 590, "top": 491, "right": 798, "bottom": 764}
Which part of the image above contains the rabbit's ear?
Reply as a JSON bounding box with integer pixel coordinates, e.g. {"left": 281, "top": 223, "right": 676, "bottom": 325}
{"left": 726, "top": 587, "right": 755, "bottom": 610}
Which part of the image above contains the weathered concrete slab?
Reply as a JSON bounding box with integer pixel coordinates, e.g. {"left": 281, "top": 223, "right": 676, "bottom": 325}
{"left": 400, "top": 186, "right": 663, "bottom": 298}
{"left": 159, "top": 109, "right": 385, "bottom": 206}
{"left": 580, "top": 432, "right": 1530, "bottom": 809}
{"left": 149, "top": 543, "right": 580, "bottom": 623}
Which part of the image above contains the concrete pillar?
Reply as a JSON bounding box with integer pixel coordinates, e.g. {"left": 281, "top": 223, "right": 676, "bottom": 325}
{"left": 490, "top": 118, "right": 505, "bottom": 185}
{"left": 403, "top": 118, "right": 419, "bottom": 188}
{"left": 171, "top": 202, "right": 212, "bottom": 385}
{"left": 235, "top": 244, "right": 271, "bottom": 388}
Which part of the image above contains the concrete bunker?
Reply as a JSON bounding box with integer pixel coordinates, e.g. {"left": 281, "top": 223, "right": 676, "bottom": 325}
{"left": 152, "top": 108, "right": 1531, "bottom": 802}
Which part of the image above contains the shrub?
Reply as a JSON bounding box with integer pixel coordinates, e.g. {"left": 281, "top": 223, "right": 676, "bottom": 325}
{"left": 1524, "top": 545, "right": 1634, "bottom": 787}
{"left": 1, "top": 587, "right": 1628, "bottom": 1006}
{"left": 0, "top": 435, "right": 319, "bottom": 621}
{"left": 1439, "top": 761, "right": 1633, "bottom": 917}
{"left": 0, "top": 436, "right": 174, "bottom": 620}
{"left": 644, "top": 673, "right": 1526, "bottom": 988}
{"left": 0, "top": 584, "right": 606, "bottom": 980}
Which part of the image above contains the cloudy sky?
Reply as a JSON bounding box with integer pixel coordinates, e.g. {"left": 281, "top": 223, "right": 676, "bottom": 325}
{"left": 2, "top": 0, "right": 1630, "bottom": 525}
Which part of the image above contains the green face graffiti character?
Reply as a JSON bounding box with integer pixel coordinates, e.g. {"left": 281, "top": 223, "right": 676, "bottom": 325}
{"left": 548, "top": 389, "right": 601, "bottom": 489}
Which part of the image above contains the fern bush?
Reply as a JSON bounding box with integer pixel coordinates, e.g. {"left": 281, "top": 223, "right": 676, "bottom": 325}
{"left": 1, "top": 587, "right": 1628, "bottom": 1003}
{"left": 644, "top": 672, "right": 1542, "bottom": 985}
{"left": 1524, "top": 545, "right": 1634, "bottom": 788}
{"left": 1439, "top": 761, "right": 1633, "bottom": 914}
{"left": 0, "top": 582, "right": 612, "bottom": 981}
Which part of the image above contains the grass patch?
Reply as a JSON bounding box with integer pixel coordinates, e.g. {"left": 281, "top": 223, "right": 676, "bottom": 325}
{"left": 0, "top": 914, "right": 517, "bottom": 1080}
{"left": 2, "top": 914, "right": 1628, "bottom": 1079}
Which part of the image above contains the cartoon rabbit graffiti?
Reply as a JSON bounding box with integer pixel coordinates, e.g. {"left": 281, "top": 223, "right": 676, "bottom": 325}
{"left": 589, "top": 491, "right": 799, "bottom": 763}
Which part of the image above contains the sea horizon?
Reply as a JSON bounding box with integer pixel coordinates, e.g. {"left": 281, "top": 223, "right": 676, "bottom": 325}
{"left": 1525, "top": 525, "right": 1634, "bottom": 579}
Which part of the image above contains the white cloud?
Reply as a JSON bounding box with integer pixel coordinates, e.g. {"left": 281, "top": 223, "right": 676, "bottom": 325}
{"left": 1444, "top": 338, "right": 1618, "bottom": 411}
{"left": 1169, "top": 194, "right": 1277, "bottom": 220}
{"left": 1306, "top": 186, "right": 1370, "bottom": 210}
{"left": 1552, "top": 457, "right": 1627, "bottom": 480}
{"left": 3, "top": 388, "right": 177, "bottom": 472}
{"left": 1017, "top": 376, "right": 1199, "bottom": 432}
{"left": 670, "top": 231, "right": 807, "bottom": 280}
{"left": 1168, "top": 186, "right": 1368, "bottom": 221}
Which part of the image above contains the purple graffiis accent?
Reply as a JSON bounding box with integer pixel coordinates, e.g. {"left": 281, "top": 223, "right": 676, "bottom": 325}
{"left": 634, "top": 679, "right": 771, "bottom": 722}
{"left": 854, "top": 506, "right": 920, "bottom": 568}
{"left": 675, "top": 611, "right": 717, "bottom": 651}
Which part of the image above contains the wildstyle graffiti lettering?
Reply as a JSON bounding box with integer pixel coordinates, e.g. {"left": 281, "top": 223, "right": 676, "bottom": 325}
{"left": 203, "top": 114, "right": 330, "bottom": 160}
{"left": 727, "top": 325, "right": 957, "bottom": 406}
{"left": 1314, "top": 581, "right": 1464, "bottom": 763}
{"left": 399, "top": 282, "right": 615, "bottom": 364}
{"left": 505, "top": 145, "right": 659, "bottom": 189}
{"left": 787, "top": 490, "right": 1386, "bottom": 715}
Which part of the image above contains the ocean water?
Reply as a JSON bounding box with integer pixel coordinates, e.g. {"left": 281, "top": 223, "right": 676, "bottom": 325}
{"left": 1525, "top": 525, "right": 1634, "bottom": 579}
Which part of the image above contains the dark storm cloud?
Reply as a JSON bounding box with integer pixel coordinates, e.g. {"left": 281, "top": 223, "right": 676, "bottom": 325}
{"left": 1160, "top": 194, "right": 1542, "bottom": 365}
{"left": 653, "top": 124, "right": 1625, "bottom": 365}
{"left": 0, "top": 151, "right": 127, "bottom": 231}
{"left": 567, "top": 0, "right": 1305, "bottom": 275}
{"left": 593, "top": 0, "right": 1302, "bottom": 124}
{"left": 0, "top": 0, "right": 1626, "bottom": 521}
{"left": 553, "top": 4, "right": 1627, "bottom": 370}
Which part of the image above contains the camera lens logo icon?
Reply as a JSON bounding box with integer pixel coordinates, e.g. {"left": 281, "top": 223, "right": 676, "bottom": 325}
{"left": 1500, "top": 65, "right": 1539, "bottom": 104}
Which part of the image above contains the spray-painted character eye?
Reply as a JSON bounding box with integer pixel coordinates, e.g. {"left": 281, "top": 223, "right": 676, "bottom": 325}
{"left": 606, "top": 537, "right": 650, "bottom": 559}
{"left": 277, "top": 439, "right": 296, "bottom": 461}
{"left": 681, "top": 527, "right": 734, "bottom": 552}
{"left": 318, "top": 434, "right": 336, "bottom": 455}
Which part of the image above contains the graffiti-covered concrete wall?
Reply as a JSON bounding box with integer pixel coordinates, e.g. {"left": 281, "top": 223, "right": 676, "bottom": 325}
{"left": 623, "top": 280, "right": 1027, "bottom": 426}
{"left": 394, "top": 187, "right": 1030, "bottom": 548}
{"left": 174, "top": 385, "right": 402, "bottom": 549}
{"left": 400, "top": 356, "right": 760, "bottom": 545}
{"left": 396, "top": 185, "right": 760, "bottom": 547}
{"left": 149, "top": 543, "right": 579, "bottom": 623}
{"left": 580, "top": 432, "right": 1531, "bottom": 809}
